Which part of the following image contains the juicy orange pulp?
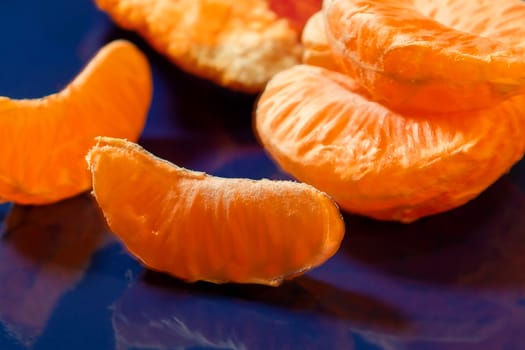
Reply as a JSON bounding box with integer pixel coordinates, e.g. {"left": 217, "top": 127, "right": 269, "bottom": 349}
{"left": 87, "top": 137, "right": 345, "bottom": 285}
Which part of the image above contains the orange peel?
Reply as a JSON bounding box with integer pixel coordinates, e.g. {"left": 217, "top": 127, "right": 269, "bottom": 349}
{"left": 95, "top": 0, "right": 309, "bottom": 92}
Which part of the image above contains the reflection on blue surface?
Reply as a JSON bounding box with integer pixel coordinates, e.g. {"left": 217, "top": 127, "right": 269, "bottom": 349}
{"left": 0, "top": 204, "right": 12, "bottom": 222}
{"left": 33, "top": 242, "right": 139, "bottom": 350}
{"left": 2, "top": 1, "right": 525, "bottom": 349}
{"left": 0, "top": 195, "right": 115, "bottom": 348}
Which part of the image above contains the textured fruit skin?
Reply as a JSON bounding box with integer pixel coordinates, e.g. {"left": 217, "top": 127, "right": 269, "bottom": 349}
{"left": 255, "top": 65, "right": 525, "bottom": 222}
{"left": 0, "top": 40, "right": 152, "bottom": 204}
{"left": 87, "top": 137, "right": 345, "bottom": 286}
{"left": 95, "top": 0, "right": 302, "bottom": 93}
{"left": 324, "top": 0, "right": 525, "bottom": 113}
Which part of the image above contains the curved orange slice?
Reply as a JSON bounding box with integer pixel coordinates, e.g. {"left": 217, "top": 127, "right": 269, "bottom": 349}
{"left": 255, "top": 64, "right": 525, "bottom": 222}
{"left": 0, "top": 40, "right": 152, "bottom": 205}
{"left": 86, "top": 137, "right": 345, "bottom": 286}
{"left": 87, "top": 137, "right": 344, "bottom": 285}
{"left": 95, "top": 0, "right": 305, "bottom": 93}
{"left": 324, "top": 0, "right": 525, "bottom": 112}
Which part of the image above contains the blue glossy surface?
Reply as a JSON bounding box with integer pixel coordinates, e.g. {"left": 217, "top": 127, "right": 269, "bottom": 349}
{"left": 1, "top": 2, "right": 525, "bottom": 349}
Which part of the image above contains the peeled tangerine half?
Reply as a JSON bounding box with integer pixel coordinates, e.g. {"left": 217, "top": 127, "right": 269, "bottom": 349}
{"left": 96, "top": 0, "right": 321, "bottom": 93}
{"left": 323, "top": 0, "right": 525, "bottom": 112}
{"left": 255, "top": 65, "right": 525, "bottom": 222}
{"left": 86, "top": 137, "right": 345, "bottom": 286}
{"left": 0, "top": 40, "right": 152, "bottom": 205}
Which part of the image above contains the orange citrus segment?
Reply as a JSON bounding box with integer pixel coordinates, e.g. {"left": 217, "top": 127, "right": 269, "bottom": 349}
{"left": 0, "top": 40, "right": 152, "bottom": 205}
{"left": 255, "top": 64, "right": 525, "bottom": 222}
{"left": 86, "top": 137, "right": 345, "bottom": 286}
{"left": 95, "top": 0, "right": 302, "bottom": 93}
{"left": 301, "top": 11, "right": 339, "bottom": 71}
{"left": 324, "top": 0, "right": 525, "bottom": 112}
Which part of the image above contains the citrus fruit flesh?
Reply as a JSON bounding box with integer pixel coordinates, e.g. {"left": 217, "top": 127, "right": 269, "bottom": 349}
{"left": 255, "top": 64, "right": 525, "bottom": 222}
{"left": 0, "top": 40, "right": 152, "bottom": 204}
{"left": 86, "top": 137, "right": 345, "bottom": 286}
{"left": 301, "top": 10, "right": 339, "bottom": 71}
{"left": 324, "top": 0, "right": 525, "bottom": 113}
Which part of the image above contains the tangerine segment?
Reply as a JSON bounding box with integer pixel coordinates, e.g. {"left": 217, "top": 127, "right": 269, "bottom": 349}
{"left": 86, "top": 137, "right": 345, "bottom": 286}
{"left": 0, "top": 40, "right": 152, "bottom": 205}
{"left": 301, "top": 11, "right": 339, "bottom": 71}
{"left": 324, "top": 0, "right": 525, "bottom": 113}
{"left": 255, "top": 65, "right": 525, "bottom": 222}
{"left": 95, "top": 0, "right": 302, "bottom": 93}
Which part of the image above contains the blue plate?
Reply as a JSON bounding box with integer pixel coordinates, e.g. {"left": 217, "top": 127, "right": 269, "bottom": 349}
{"left": 1, "top": 1, "right": 525, "bottom": 349}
